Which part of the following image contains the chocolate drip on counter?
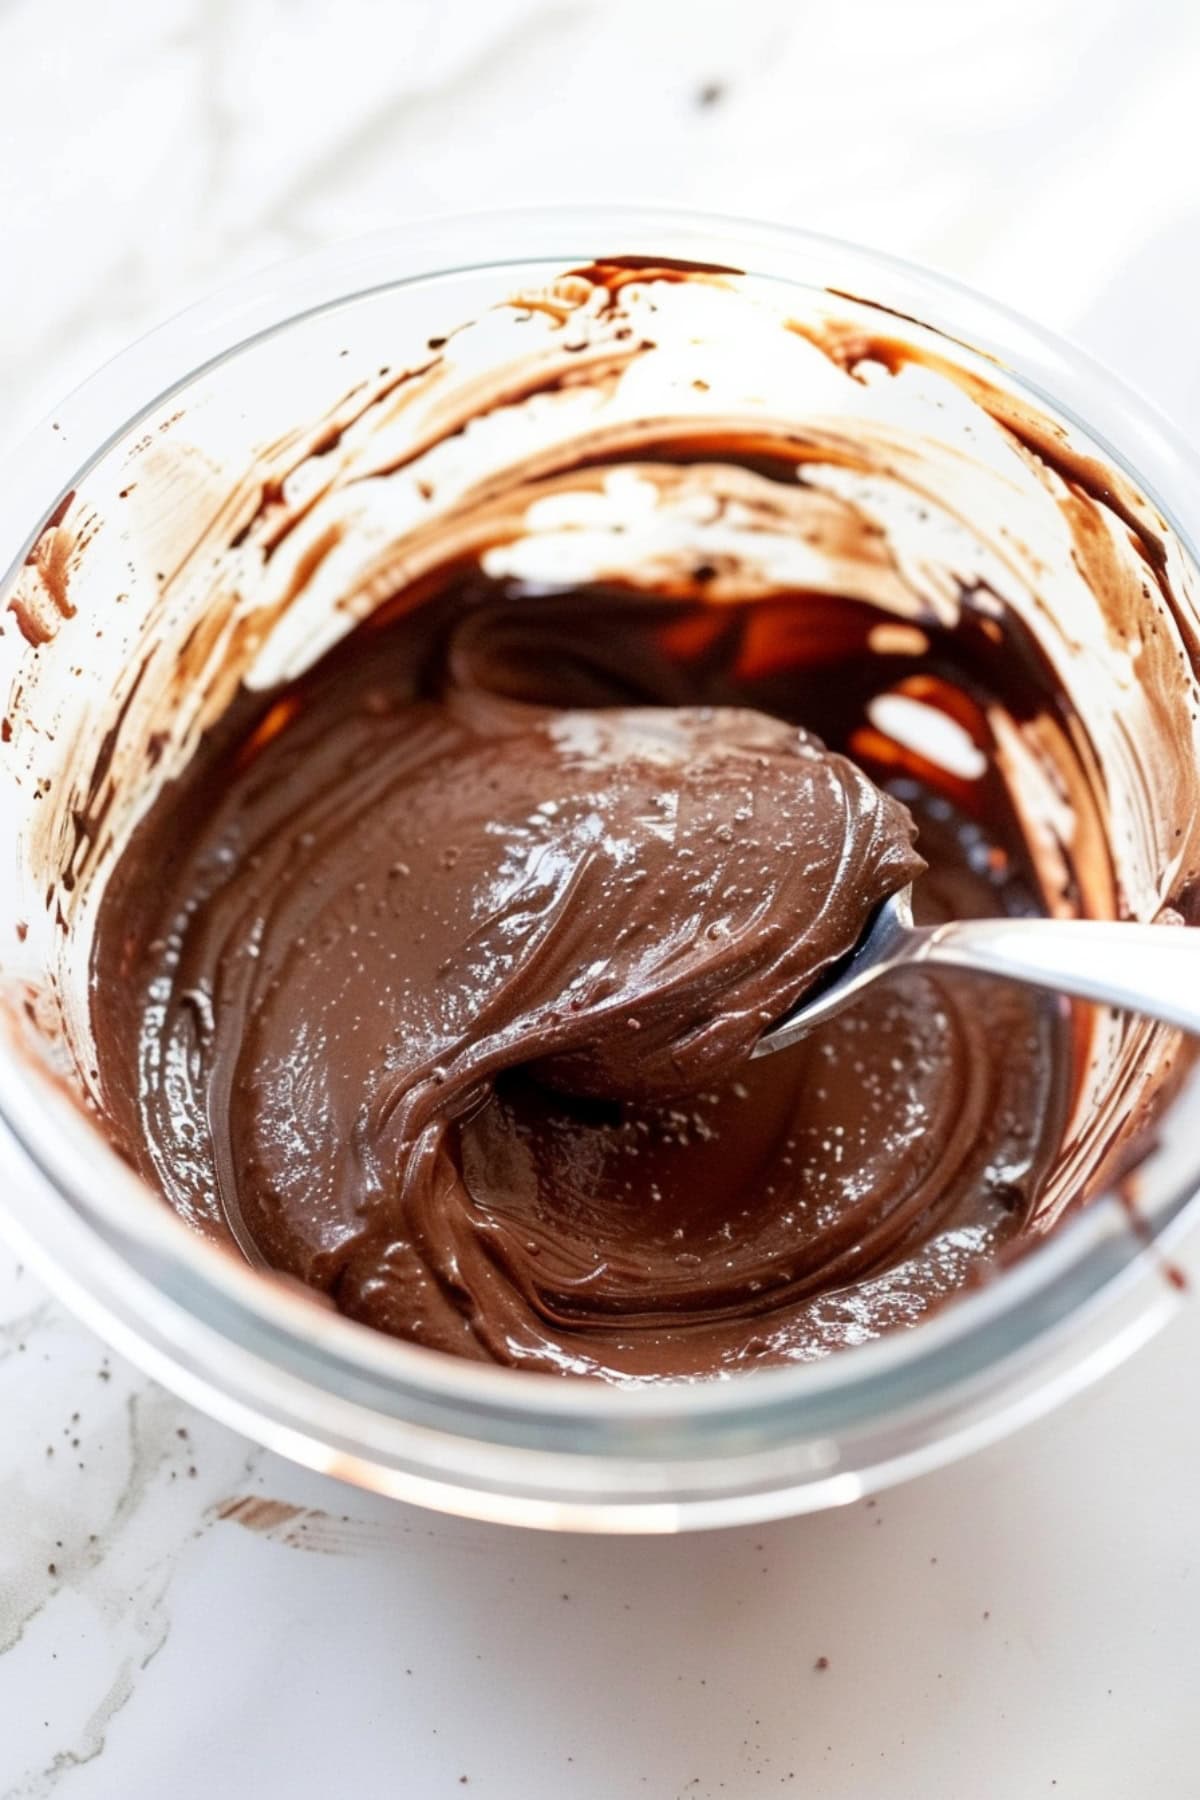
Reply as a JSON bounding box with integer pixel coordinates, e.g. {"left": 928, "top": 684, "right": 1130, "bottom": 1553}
{"left": 94, "top": 553, "right": 1072, "bottom": 1379}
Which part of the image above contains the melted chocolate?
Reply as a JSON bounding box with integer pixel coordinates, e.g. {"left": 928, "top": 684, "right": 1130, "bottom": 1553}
{"left": 94, "top": 565, "right": 1071, "bottom": 1378}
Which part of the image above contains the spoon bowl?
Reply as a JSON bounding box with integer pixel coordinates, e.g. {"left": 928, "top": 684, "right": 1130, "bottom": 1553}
{"left": 756, "top": 887, "right": 1200, "bottom": 1057}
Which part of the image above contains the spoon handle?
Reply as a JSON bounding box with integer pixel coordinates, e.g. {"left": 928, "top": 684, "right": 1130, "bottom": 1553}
{"left": 914, "top": 915, "right": 1200, "bottom": 1034}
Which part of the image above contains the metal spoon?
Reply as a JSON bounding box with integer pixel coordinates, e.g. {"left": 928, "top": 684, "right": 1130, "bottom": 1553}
{"left": 755, "top": 886, "right": 1200, "bottom": 1057}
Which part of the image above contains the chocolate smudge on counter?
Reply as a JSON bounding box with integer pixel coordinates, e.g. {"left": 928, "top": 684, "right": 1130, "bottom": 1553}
{"left": 213, "top": 1496, "right": 382, "bottom": 1555}
{"left": 216, "top": 1496, "right": 307, "bottom": 1531}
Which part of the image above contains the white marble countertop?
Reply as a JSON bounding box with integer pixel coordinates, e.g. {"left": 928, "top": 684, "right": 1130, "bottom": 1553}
{"left": 4, "top": 1, "right": 1200, "bottom": 1793}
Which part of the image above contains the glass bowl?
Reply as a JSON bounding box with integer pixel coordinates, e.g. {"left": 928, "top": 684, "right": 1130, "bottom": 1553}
{"left": 1, "top": 207, "right": 1198, "bottom": 1533}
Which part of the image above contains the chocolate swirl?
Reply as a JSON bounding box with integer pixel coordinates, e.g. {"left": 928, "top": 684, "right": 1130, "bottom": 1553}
{"left": 96, "top": 565, "right": 1072, "bottom": 1377}
{"left": 81, "top": 260, "right": 1200, "bottom": 1379}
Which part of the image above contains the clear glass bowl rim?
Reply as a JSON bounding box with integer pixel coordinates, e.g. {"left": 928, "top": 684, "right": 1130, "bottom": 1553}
{"left": 1, "top": 204, "right": 1197, "bottom": 1522}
